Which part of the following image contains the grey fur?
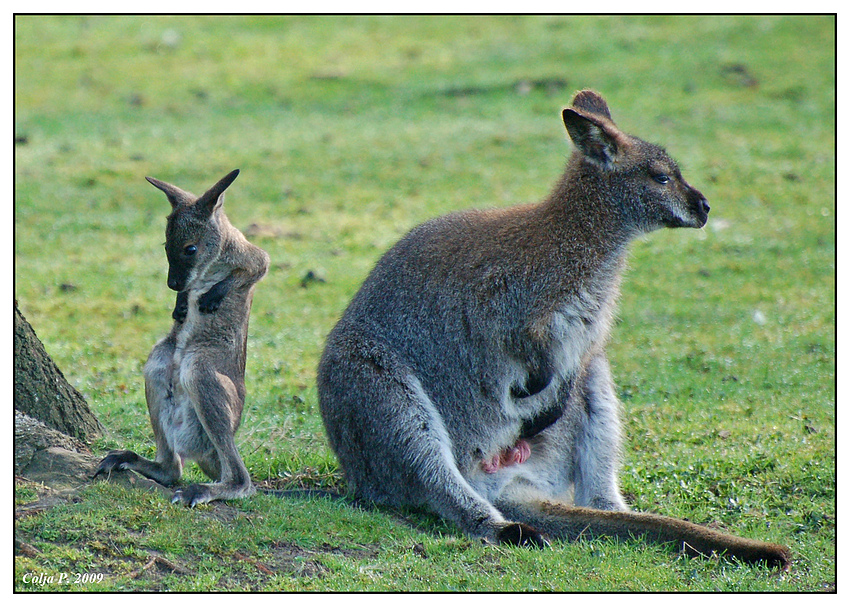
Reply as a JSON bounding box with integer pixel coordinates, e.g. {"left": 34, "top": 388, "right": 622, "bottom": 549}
{"left": 318, "top": 91, "right": 790, "bottom": 568}
{"left": 95, "top": 169, "right": 270, "bottom": 507}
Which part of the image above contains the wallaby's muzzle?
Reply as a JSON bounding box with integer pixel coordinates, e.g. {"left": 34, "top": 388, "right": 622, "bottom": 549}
{"left": 689, "top": 189, "right": 710, "bottom": 228}
{"left": 166, "top": 255, "right": 192, "bottom": 292}
{"left": 166, "top": 266, "right": 190, "bottom": 292}
{"left": 670, "top": 186, "right": 710, "bottom": 229}
{"left": 167, "top": 275, "right": 183, "bottom": 292}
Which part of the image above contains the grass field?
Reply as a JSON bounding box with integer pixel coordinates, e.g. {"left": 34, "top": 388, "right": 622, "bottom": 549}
{"left": 14, "top": 15, "right": 834, "bottom": 592}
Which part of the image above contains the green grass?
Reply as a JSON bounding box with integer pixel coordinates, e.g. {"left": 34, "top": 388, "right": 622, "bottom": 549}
{"left": 14, "top": 15, "right": 834, "bottom": 591}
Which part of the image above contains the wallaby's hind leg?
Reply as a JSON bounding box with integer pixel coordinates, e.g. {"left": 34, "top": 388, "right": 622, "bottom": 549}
{"left": 171, "top": 366, "right": 254, "bottom": 506}
{"left": 319, "top": 343, "right": 546, "bottom": 547}
{"left": 571, "top": 354, "right": 629, "bottom": 511}
{"left": 95, "top": 339, "right": 183, "bottom": 486}
{"left": 195, "top": 452, "right": 222, "bottom": 482}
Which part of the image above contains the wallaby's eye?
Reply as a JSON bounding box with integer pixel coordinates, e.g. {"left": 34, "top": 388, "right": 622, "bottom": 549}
{"left": 184, "top": 245, "right": 197, "bottom": 256}
{"left": 652, "top": 173, "right": 671, "bottom": 185}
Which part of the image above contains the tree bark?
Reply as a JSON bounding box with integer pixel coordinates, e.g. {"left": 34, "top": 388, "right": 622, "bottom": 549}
{"left": 13, "top": 301, "right": 103, "bottom": 442}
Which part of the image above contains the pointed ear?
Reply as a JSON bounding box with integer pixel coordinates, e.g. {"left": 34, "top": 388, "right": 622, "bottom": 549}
{"left": 562, "top": 108, "right": 623, "bottom": 169}
{"left": 570, "top": 89, "right": 612, "bottom": 120}
{"left": 196, "top": 169, "right": 240, "bottom": 215}
{"left": 145, "top": 176, "right": 195, "bottom": 208}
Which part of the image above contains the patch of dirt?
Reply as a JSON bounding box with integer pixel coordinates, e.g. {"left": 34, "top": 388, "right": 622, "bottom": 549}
{"left": 260, "top": 540, "right": 382, "bottom": 579}
{"left": 190, "top": 540, "right": 384, "bottom": 590}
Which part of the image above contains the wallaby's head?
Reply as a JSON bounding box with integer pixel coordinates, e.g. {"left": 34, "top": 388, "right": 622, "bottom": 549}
{"left": 146, "top": 169, "right": 240, "bottom": 292}
{"left": 562, "top": 90, "right": 709, "bottom": 232}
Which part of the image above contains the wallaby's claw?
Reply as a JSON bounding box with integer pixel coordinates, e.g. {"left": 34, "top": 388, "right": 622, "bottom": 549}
{"left": 171, "top": 488, "right": 194, "bottom": 507}
{"left": 171, "top": 484, "right": 213, "bottom": 507}
{"left": 93, "top": 450, "right": 137, "bottom": 479}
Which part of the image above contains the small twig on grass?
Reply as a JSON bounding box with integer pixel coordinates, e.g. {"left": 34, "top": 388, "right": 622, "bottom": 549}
{"left": 15, "top": 539, "right": 40, "bottom": 557}
{"left": 131, "top": 555, "right": 196, "bottom": 578}
{"left": 680, "top": 540, "right": 720, "bottom": 562}
{"left": 233, "top": 551, "right": 274, "bottom": 575}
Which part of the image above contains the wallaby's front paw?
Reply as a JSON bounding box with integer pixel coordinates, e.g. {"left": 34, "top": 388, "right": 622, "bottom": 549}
{"left": 172, "top": 291, "right": 189, "bottom": 322}
{"left": 171, "top": 484, "right": 215, "bottom": 508}
{"left": 172, "top": 306, "right": 188, "bottom": 322}
{"left": 198, "top": 280, "right": 230, "bottom": 313}
{"left": 197, "top": 293, "right": 221, "bottom": 313}
{"left": 496, "top": 523, "right": 550, "bottom": 549}
{"left": 93, "top": 450, "right": 139, "bottom": 478}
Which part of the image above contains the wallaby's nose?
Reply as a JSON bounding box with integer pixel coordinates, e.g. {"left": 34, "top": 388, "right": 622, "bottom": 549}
{"left": 689, "top": 187, "right": 709, "bottom": 217}
{"left": 167, "top": 277, "right": 181, "bottom": 291}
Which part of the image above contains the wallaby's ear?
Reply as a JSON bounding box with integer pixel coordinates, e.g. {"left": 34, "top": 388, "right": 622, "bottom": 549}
{"left": 146, "top": 176, "right": 195, "bottom": 209}
{"left": 562, "top": 108, "right": 623, "bottom": 169}
{"left": 196, "top": 169, "right": 240, "bottom": 216}
{"left": 571, "top": 90, "right": 612, "bottom": 120}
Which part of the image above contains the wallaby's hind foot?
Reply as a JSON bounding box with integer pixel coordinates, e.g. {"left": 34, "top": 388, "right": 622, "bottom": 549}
{"left": 94, "top": 450, "right": 140, "bottom": 477}
{"left": 170, "top": 435, "right": 255, "bottom": 507}
{"left": 94, "top": 449, "right": 181, "bottom": 487}
{"left": 171, "top": 481, "right": 256, "bottom": 507}
{"left": 495, "top": 522, "right": 550, "bottom": 548}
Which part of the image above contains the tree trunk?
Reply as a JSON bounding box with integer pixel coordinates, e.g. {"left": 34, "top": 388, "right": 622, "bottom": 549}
{"left": 13, "top": 301, "right": 103, "bottom": 442}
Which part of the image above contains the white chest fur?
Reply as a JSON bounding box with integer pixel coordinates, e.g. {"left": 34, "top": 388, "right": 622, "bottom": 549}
{"left": 549, "top": 294, "right": 614, "bottom": 373}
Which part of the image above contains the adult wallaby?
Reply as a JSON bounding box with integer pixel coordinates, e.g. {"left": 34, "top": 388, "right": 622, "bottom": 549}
{"left": 318, "top": 90, "right": 791, "bottom": 569}
{"left": 95, "top": 169, "right": 270, "bottom": 506}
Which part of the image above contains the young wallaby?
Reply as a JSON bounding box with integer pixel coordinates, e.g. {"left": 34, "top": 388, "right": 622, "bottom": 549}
{"left": 95, "top": 169, "right": 270, "bottom": 506}
{"left": 318, "top": 91, "right": 791, "bottom": 569}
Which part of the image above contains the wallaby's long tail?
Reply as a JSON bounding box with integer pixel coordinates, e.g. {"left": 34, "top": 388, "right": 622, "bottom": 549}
{"left": 497, "top": 498, "right": 791, "bottom": 570}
